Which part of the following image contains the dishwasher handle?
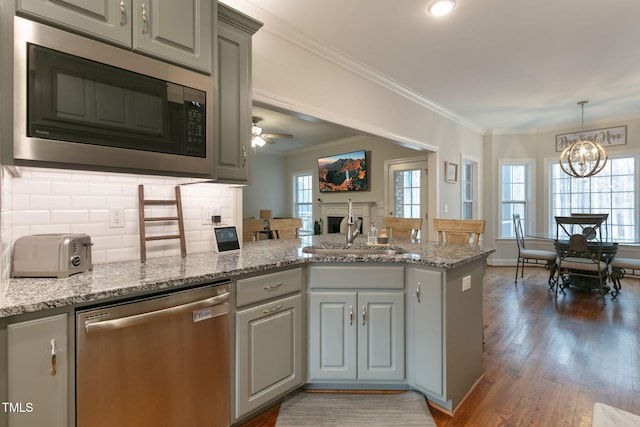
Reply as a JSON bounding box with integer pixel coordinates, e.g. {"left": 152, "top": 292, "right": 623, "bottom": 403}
{"left": 85, "top": 291, "right": 230, "bottom": 334}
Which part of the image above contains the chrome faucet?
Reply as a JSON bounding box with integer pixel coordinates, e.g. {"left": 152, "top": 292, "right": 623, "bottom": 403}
{"left": 345, "top": 199, "right": 362, "bottom": 245}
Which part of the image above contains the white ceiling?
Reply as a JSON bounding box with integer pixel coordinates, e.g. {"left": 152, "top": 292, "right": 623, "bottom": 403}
{"left": 243, "top": 0, "right": 640, "bottom": 151}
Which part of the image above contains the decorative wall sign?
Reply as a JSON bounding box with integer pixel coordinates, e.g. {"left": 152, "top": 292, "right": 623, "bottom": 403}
{"left": 555, "top": 125, "right": 627, "bottom": 152}
{"left": 445, "top": 161, "right": 458, "bottom": 183}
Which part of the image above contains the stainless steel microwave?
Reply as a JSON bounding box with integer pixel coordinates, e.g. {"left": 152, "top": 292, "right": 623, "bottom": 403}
{"left": 12, "top": 17, "right": 214, "bottom": 177}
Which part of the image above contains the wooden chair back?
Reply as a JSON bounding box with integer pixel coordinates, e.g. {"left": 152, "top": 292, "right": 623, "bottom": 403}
{"left": 433, "top": 218, "right": 486, "bottom": 245}
{"left": 268, "top": 218, "right": 302, "bottom": 239}
{"left": 242, "top": 219, "right": 266, "bottom": 242}
{"left": 381, "top": 217, "right": 423, "bottom": 240}
{"left": 259, "top": 210, "right": 272, "bottom": 219}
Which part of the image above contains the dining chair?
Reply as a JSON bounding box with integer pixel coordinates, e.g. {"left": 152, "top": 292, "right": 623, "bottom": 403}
{"left": 432, "top": 218, "right": 486, "bottom": 245}
{"left": 242, "top": 218, "right": 267, "bottom": 242}
{"left": 381, "top": 217, "right": 423, "bottom": 240}
{"left": 268, "top": 218, "right": 302, "bottom": 239}
{"left": 556, "top": 233, "right": 608, "bottom": 300}
{"left": 512, "top": 214, "right": 557, "bottom": 287}
{"left": 259, "top": 210, "right": 273, "bottom": 220}
{"left": 609, "top": 257, "right": 640, "bottom": 300}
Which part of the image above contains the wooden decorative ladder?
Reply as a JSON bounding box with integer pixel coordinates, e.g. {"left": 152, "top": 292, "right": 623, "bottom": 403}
{"left": 138, "top": 185, "right": 186, "bottom": 263}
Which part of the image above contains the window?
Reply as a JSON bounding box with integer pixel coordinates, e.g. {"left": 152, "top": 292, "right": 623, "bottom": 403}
{"left": 462, "top": 160, "right": 476, "bottom": 219}
{"left": 499, "top": 160, "right": 532, "bottom": 238}
{"left": 550, "top": 154, "right": 637, "bottom": 241}
{"left": 293, "top": 173, "right": 313, "bottom": 233}
{"left": 394, "top": 169, "right": 421, "bottom": 218}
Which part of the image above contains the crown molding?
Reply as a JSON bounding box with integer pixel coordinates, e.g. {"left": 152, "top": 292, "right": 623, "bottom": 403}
{"left": 221, "top": 0, "right": 484, "bottom": 135}
{"left": 253, "top": 90, "right": 439, "bottom": 153}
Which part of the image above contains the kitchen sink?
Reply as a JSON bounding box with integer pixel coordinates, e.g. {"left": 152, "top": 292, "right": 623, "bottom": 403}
{"left": 302, "top": 244, "right": 405, "bottom": 256}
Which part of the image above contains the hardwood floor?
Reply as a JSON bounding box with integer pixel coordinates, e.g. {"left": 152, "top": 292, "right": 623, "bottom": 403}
{"left": 241, "top": 266, "right": 640, "bottom": 426}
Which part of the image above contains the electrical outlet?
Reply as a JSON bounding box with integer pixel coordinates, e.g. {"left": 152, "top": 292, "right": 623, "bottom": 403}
{"left": 462, "top": 275, "right": 471, "bottom": 292}
{"left": 109, "top": 208, "right": 125, "bottom": 228}
{"left": 202, "top": 208, "right": 220, "bottom": 225}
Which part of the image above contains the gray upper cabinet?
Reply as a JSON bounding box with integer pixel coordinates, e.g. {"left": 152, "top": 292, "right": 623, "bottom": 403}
{"left": 132, "top": 0, "right": 211, "bottom": 73}
{"left": 17, "top": 0, "right": 131, "bottom": 46}
{"left": 16, "top": 0, "right": 212, "bottom": 73}
{"left": 215, "top": 4, "right": 262, "bottom": 183}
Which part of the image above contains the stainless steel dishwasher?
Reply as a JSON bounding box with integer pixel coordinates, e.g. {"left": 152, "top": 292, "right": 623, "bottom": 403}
{"left": 76, "top": 281, "right": 231, "bottom": 427}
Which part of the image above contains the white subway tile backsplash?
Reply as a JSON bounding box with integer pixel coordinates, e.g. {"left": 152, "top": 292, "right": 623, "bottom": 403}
{"left": 53, "top": 181, "right": 89, "bottom": 195}
{"left": 51, "top": 210, "right": 90, "bottom": 224}
{"left": 70, "top": 196, "right": 107, "bottom": 209}
{"left": 13, "top": 210, "right": 51, "bottom": 225}
{"left": 12, "top": 180, "right": 51, "bottom": 195}
{"left": 30, "top": 195, "right": 71, "bottom": 209}
{"left": 30, "top": 224, "right": 72, "bottom": 235}
{"left": 1, "top": 167, "right": 240, "bottom": 279}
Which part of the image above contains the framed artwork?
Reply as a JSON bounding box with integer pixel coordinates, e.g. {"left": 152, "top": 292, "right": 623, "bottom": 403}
{"left": 445, "top": 161, "right": 458, "bottom": 183}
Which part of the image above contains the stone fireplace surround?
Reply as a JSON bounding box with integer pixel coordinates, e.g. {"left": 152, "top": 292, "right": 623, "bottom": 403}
{"left": 319, "top": 201, "right": 376, "bottom": 235}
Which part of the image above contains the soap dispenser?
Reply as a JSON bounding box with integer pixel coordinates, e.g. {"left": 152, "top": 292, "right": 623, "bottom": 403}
{"left": 367, "top": 221, "right": 379, "bottom": 245}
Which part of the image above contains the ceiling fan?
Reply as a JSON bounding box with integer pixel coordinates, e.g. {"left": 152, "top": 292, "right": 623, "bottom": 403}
{"left": 251, "top": 117, "right": 293, "bottom": 147}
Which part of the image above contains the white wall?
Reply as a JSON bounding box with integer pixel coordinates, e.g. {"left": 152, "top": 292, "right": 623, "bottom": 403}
{"left": 1, "top": 167, "right": 240, "bottom": 278}
{"left": 242, "top": 151, "right": 287, "bottom": 218}
{"left": 485, "top": 116, "right": 640, "bottom": 265}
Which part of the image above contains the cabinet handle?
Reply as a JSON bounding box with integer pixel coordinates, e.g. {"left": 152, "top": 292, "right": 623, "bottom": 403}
{"left": 141, "top": 4, "right": 148, "bottom": 34}
{"left": 417, "top": 282, "right": 421, "bottom": 303}
{"left": 349, "top": 305, "right": 354, "bottom": 325}
{"left": 120, "top": 0, "right": 127, "bottom": 26}
{"left": 50, "top": 339, "right": 57, "bottom": 376}
{"left": 263, "top": 282, "right": 283, "bottom": 290}
{"left": 242, "top": 147, "right": 247, "bottom": 167}
{"left": 263, "top": 304, "right": 283, "bottom": 314}
{"left": 362, "top": 305, "right": 366, "bottom": 326}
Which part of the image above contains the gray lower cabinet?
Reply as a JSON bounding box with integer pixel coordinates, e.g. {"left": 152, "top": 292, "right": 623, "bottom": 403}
{"left": 308, "top": 290, "right": 404, "bottom": 382}
{"left": 406, "top": 267, "right": 444, "bottom": 398}
{"left": 406, "top": 262, "right": 485, "bottom": 412}
{"left": 235, "top": 268, "right": 303, "bottom": 420}
{"left": 7, "top": 313, "right": 68, "bottom": 427}
{"left": 307, "top": 265, "right": 405, "bottom": 383}
{"left": 215, "top": 5, "right": 262, "bottom": 183}
{"left": 17, "top": 0, "right": 212, "bottom": 73}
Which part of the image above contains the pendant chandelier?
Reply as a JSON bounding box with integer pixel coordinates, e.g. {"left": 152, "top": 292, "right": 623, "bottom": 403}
{"left": 559, "top": 101, "right": 607, "bottom": 178}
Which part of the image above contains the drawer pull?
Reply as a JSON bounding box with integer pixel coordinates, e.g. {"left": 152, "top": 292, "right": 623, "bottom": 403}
{"left": 362, "top": 305, "right": 366, "bottom": 326}
{"left": 263, "top": 282, "right": 283, "bottom": 290}
{"left": 349, "top": 305, "right": 354, "bottom": 325}
{"left": 263, "top": 304, "right": 283, "bottom": 314}
{"left": 417, "top": 282, "right": 422, "bottom": 303}
{"left": 50, "top": 339, "right": 57, "bottom": 376}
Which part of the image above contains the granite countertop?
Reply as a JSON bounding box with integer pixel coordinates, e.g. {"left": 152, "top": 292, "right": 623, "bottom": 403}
{"left": 0, "top": 234, "right": 494, "bottom": 318}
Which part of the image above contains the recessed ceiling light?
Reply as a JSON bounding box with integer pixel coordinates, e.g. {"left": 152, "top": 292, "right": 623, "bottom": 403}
{"left": 428, "top": 0, "right": 456, "bottom": 17}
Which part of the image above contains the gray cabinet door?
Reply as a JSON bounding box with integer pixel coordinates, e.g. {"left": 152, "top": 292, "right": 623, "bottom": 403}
{"left": 236, "top": 294, "right": 303, "bottom": 419}
{"left": 408, "top": 268, "right": 444, "bottom": 397}
{"left": 132, "top": 0, "right": 211, "bottom": 73}
{"left": 17, "top": 0, "right": 131, "bottom": 46}
{"left": 358, "top": 292, "right": 404, "bottom": 381}
{"left": 7, "top": 313, "right": 68, "bottom": 427}
{"left": 308, "top": 291, "right": 358, "bottom": 381}
{"left": 214, "top": 12, "right": 253, "bottom": 182}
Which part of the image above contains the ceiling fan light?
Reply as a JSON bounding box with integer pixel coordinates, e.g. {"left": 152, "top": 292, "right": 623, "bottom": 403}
{"left": 252, "top": 125, "right": 263, "bottom": 136}
{"left": 429, "top": 0, "right": 456, "bottom": 16}
{"left": 252, "top": 136, "right": 266, "bottom": 147}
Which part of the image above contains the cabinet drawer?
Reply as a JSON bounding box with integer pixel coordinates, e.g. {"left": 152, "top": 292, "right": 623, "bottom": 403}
{"left": 236, "top": 268, "right": 302, "bottom": 307}
{"left": 308, "top": 265, "right": 404, "bottom": 289}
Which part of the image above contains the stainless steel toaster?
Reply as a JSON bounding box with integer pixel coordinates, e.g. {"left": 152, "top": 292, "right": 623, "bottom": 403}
{"left": 11, "top": 233, "right": 93, "bottom": 278}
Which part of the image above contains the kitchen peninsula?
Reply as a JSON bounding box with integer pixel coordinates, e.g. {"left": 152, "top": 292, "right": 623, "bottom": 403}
{"left": 0, "top": 235, "right": 494, "bottom": 425}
